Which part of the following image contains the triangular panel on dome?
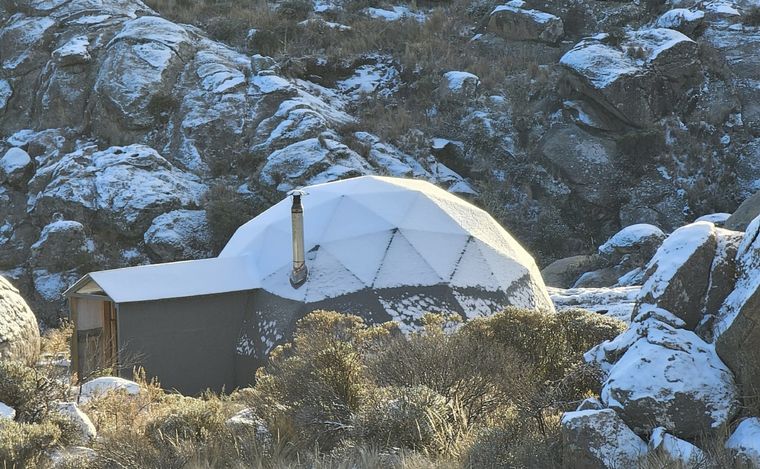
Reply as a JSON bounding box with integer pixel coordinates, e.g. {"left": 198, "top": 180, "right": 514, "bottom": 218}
{"left": 319, "top": 195, "right": 397, "bottom": 243}
{"left": 475, "top": 239, "right": 530, "bottom": 288}
{"left": 450, "top": 237, "right": 502, "bottom": 291}
{"left": 399, "top": 229, "right": 470, "bottom": 281}
{"left": 321, "top": 230, "right": 395, "bottom": 286}
{"left": 372, "top": 230, "right": 443, "bottom": 289}
{"left": 470, "top": 217, "right": 533, "bottom": 264}
{"left": 303, "top": 247, "right": 367, "bottom": 302}
{"left": 348, "top": 189, "right": 422, "bottom": 226}
{"left": 397, "top": 194, "right": 470, "bottom": 235}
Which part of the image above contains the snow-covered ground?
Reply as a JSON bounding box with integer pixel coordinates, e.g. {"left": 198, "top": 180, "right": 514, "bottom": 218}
{"left": 549, "top": 286, "right": 639, "bottom": 323}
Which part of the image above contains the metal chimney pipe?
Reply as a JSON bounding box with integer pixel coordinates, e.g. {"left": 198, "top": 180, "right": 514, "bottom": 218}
{"left": 288, "top": 189, "right": 308, "bottom": 288}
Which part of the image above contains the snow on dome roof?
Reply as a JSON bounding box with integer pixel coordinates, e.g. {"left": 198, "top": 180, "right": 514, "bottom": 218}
{"left": 221, "top": 176, "right": 554, "bottom": 311}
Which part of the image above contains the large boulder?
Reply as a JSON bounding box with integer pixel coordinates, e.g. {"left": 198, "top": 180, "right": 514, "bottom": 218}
{"left": 598, "top": 313, "right": 739, "bottom": 438}
{"left": 538, "top": 124, "right": 620, "bottom": 207}
{"left": 258, "top": 137, "right": 373, "bottom": 192}
{"left": 715, "top": 215, "right": 760, "bottom": 399}
{"left": 144, "top": 209, "right": 212, "bottom": 262}
{"left": 560, "top": 28, "right": 699, "bottom": 128}
{"left": 633, "top": 222, "right": 717, "bottom": 329}
{"left": 654, "top": 9, "right": 705, "bottom": 37}
{"left": 541, "top": 254, "right": 601, "bottom": 288}
{"left": 726, "top": 418, "right": 760, "bottom": 467}
{"left": 30, "top": 219, "right": 92, "bottom": 272}
{"left": 0, "top": 275, "right": 40, "bottom": 362}
{"left": 699, "top": 228, "right": 743, "bottom": 334}
{"left": 91, "top": 16, "right": 194, "bottom": 143}
{"left": 572, "top": 266, "right": 626, "bottom": 289}
{"left": 0, "top": 147, "right": 33, "bottom": 186}
{"left": 725, "top": 190, "right": 760, "bottom": 231}
{"left": 561, "top": 409, "right": 647, "bottom": 469}
{"left": 598, "top": 224, "right": 666, "bottom": 267}
{"left": 488, "top": 1, "right": 564, "bottom": 44}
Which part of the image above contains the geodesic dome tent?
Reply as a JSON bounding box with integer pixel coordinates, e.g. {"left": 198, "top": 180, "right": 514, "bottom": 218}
{"left": 66, "top": 176, "right": 555, "bottom": 394}
{"left": 222, "top": 176, "right": 554, "bottom": 334}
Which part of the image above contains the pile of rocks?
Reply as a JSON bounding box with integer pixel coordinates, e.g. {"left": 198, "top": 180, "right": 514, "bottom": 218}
{"left": 560, "top": 210, "right": 760, "bottom": 467}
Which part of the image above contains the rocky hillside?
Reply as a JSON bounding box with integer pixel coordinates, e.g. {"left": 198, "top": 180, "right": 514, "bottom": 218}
{"left": 1, "top": 0, "right": 760, "bottom": 322}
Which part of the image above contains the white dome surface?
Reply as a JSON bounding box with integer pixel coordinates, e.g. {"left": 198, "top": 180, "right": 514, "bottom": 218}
{"left": 221, "top": 176, "right": 554, "bottom": 312}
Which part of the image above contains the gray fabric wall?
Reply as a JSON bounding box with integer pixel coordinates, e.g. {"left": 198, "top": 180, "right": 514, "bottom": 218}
{"left": 118, "top": 291, "right": 253, "bottom": 395}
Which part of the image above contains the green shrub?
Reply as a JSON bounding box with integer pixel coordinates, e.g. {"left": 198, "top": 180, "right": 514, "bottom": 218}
{"left": 203, "top": 184, "right": 266, "bottom": 254}
{"left": 358, "top": 385, "right": 455, "bottom": 452}
{"left": 553, "top": 308, "right": 627, "bottom": 359}
{"left": 463, "top": 414, "right": 563, "bottom": 469}
{"left": 276, "top": 0, "right": 312, "bottom": 20}
{"left": 0, "top": 361, "right": 66, "bottom": 423}
{"left": 463, "top": 307, "right": 625, "bottom": 386}
{"left": 367, "top": 316, "right": 535, "bottom": 426}
{"left": 250, "top": 312, "right": 399, "bottom": 450}
{"left": 0, "top": 420, "right": 61, "bottom": 468}
{"left": 144, "top": 396, "right": 228, "bottom": 446}
{"left": 744, "top": 6, "right": 760, "bottom": 26}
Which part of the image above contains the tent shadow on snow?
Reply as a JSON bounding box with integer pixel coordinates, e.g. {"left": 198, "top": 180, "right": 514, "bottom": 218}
{"left": 65, "top": 176, "right": 554, "bottom": 394}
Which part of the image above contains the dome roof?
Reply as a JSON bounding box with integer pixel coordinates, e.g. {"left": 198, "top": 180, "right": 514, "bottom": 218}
{"left": 221, "top": 176, "right": 554, "bottom": 316}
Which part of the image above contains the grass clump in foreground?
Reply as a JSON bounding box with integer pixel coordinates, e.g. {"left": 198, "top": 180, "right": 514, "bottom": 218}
{"left": 1, "top": 307, "right": 626, "bottom": 468}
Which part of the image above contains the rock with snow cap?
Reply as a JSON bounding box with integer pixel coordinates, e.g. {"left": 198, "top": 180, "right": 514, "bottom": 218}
{"left": 598, "top": 224, "right": 666, "bottom": 266}
{"left": 599, "top": 314, "right": 739, "bottom": 438}
{"left": 30, "top": 219, "right": 92, "bottom": 272}
{"left": 697, "top": 227, "right": 742, "bottom": 338}
{"left": 54, "top": 402, "right": 97, "bottom": 443}
{"left": 648, "top": 427, "right": 705, "bottom": 465}
{"left": 695, "top": 212, "right": 731, "bottom": 226}
{"left": 259, "top": 137, "right": 373, "bottom": 193}
{"left": 633, "top": 221, "right": 717, "bottom": 329}
{"left": 655, "top": 9, "right": 705, "bottom": 36}
{"left": 726, "top": 417, "right": 760, "bottom": 467}
{"left": 0, "top": 147, "right": 33, "bottom": 186}
{"left": 144, "top": 209, "right": 212, "bottom": 262}
{"left": 560, "top": 28, "right": 700, "bottom": 127}
{"left": 439, "top": 71, "right": 480, "bottom": 101}
{"left": 561, "top": 409, "right": 647, "bottom": 469}
{"left": 487, "top": 1, "right": 564, "bottom": 44}
{"left": 79, "top": 376, "right": 141, "bottom": 403}
{"left": 91, "top": 16, "right": 195, "bottom": 142}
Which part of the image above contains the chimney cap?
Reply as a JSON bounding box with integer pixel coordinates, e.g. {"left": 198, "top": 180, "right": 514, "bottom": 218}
{"left": 287, "top": 189, "right": 308, "bottom": 197}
